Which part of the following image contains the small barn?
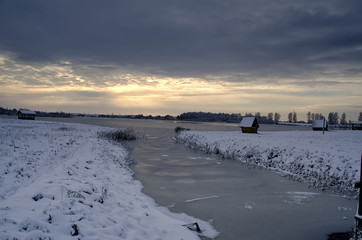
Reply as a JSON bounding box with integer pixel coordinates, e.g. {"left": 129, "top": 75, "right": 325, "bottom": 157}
{"left": 17, "top": 110, "right": 36, "bottom": 120}
{"left": 312, "top": 119, "right": 328, "bottom": 131}
{"left": 239, "top": 116, "right": 259, "bottom": 133}
{"left": 351, "top": 121, "right": 362, "bottom": 130}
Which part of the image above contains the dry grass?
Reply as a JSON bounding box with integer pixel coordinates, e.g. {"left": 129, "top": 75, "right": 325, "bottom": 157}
{"left": 99, "top": 128, "right": 137, "bottom": 141}
{"left": 174, "top": 126, "right": 190, "bottom": 133}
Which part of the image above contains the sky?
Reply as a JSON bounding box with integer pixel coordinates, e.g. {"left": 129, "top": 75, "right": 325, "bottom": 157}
{"left": 0, "top": 0, "right": 361, "bottom": 121}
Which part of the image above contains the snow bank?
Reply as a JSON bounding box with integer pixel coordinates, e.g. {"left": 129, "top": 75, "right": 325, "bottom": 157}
{"left": 174, "top": 130, "right": 362, "bottom": 197}
{"left": 0, "top": 118, "right": 217, "bottom": 239}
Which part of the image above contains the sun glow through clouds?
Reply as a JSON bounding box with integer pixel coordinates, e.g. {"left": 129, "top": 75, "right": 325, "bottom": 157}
{"left": 0, "top": 53, "right": 361, "bottom": 120}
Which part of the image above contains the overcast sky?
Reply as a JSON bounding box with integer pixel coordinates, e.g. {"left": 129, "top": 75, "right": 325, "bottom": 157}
{"left": 0, "top": 0, "right": 361, "bottom": 120}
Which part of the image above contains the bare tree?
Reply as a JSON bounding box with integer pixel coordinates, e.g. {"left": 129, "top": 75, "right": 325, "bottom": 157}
{"left": 292, "top": 111, "right": 297, "bottom": 123}
{"left": 328, "top": 112, "right": 333, "bottom": 124}
{"left": 274, "top": 113, "right": 281, "bottom": 123}
{"left": 340, "top": 113, "right": 347, "bottom": 125}
{"left": 315, "top": 113, "right": 323, "bottom": 120}
{"left": 288, "top": 112, "right": 293, "bottom": 122}
{"left": 334, "top": 112, "right": 339, "bottom": 124}
{"left": 267, "top": 112, "right": 273, "bottom": 120}
{"left": 328, "top": 112, "right": 339, "bottom": 125}
{"left": 307, "top": 112, "right": 312, "bottom": 123}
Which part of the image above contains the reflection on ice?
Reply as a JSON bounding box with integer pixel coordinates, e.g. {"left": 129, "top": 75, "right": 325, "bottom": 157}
{"left": 185, "top": 196, "right": 219, "bottom": 203}
{"left": 153, "top": 171, "right": 191, "bottom": 177}
{"left": 284, "top": 192, "right": 321, "bottom": 205}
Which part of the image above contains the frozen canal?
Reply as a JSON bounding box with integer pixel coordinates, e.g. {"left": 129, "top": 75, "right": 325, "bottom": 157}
{"left": 39, "top": 117, "right": 357, "bottom": 239}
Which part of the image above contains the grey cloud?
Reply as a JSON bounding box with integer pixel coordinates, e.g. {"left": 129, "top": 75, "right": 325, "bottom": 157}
{"left": 6, "top": 90, "right": 113, "bottom": 105}
{"left": 0, "top": 0, "right": 361, "bottom": 80}
{"left": 54, "top": 91, "right": 115, "bottom": 103}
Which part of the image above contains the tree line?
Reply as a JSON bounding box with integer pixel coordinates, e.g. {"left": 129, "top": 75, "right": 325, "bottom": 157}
{"left": 1, "top": 106, "right": 361, "bottom": 124}
{"left": 325, "top": 112, "right": 360, "bottom": 125}
{"left": 176, "top": 112, "right": 277, "bottom": 124}
{"left": 288, "top": 111, "right": 362, "bottom": 125}
{"left": 177, "top": 111, "right": 362, "bottom": 124}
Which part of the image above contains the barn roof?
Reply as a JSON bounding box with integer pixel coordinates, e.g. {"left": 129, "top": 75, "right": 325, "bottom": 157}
{"left": 239, "top": 116, "right": 258, "bottom": 128}
{"left": 312, "top": 119, "right": 327, "bottom": 128}
{"left": 18, "top": 110, "right": 36, "bottom": 115}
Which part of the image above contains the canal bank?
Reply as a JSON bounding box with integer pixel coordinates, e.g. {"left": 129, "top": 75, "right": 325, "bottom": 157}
{"left": 38, "top": 117, "right": 357, "bottom": 239}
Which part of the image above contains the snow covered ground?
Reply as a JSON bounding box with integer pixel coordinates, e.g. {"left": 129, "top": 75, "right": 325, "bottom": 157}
{"left": 0, "top": 118, "right": 217, "bottom": 239}
{"left": 174, "top": 129, "right": 362, "bottom": 197}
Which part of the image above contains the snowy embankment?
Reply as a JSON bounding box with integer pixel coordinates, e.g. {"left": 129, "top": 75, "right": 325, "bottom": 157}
{"left": 0, "top": 118, "right": 217, "bottom": 239}
{"left": 174, "top": 130, "right": 362, "bottom": 197}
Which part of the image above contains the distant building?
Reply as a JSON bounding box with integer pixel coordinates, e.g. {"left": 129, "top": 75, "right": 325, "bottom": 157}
{"left": 17, "top": 110, "right": 36, "bottom": 120}
{"left": 351, "top": 121, "right": 362, "bottom": 130}
{"left": 312, "top": 119, "right": 328, "bottom": 131}
{"left": 239, "top": 116, "right": 259, "bottom": 133}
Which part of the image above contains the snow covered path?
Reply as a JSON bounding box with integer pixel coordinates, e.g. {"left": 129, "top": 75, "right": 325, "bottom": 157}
{"left": 174, "top": 130, "right": 362, "bottom": 197}
{"left": 0, "top": 118, "right": 217, "bottom": 239}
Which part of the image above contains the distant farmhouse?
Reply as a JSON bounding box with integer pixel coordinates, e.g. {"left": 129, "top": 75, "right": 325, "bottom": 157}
{"left": 17, "top": 110, "right": 36, "bottom": 120}
{"left": 351, "top": 121, "right": 362, "bottom": 130}
{"left": 312, "top": 119, "right": 328, "bottom": 131}
{"left": 239, "top": 116, "right": 259, "bottom": 133}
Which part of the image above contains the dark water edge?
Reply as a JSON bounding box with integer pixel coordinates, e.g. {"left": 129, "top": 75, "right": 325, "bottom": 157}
{"left": 328, "top": 231, "right": 353, "bottom": 240}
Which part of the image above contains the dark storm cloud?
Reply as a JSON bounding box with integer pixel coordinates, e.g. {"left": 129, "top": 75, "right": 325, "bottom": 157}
{"left": 0, "top": 0, "right": 361, "bottom": 79}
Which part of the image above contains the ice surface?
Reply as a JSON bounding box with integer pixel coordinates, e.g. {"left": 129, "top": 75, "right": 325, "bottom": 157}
{"left": 175, "top": 129, "right": 362, "bottom": 197}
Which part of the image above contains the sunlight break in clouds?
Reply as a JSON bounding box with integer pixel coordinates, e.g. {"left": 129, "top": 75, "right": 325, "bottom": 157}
{"left": 0, "top": 54, "right": 360, "bottom": 120}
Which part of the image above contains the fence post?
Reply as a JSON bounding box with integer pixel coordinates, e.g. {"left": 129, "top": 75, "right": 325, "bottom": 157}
{"left": 359, "top": 154, "right": 362, "bottom": 217}
{"left": 354, "top": 154, "right": 362, "bottom": 239}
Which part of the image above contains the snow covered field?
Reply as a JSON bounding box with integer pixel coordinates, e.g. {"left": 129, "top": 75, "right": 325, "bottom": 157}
{"left": 0, "top": 118, "right": 217, "bottom": 239}
{"left": 174, "top": 129, "right": 362, "bottom": 197}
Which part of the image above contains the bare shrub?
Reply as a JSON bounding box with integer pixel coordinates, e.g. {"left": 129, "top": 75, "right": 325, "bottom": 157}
{"left": 174, "top": 126, "right": 190, "bottom": 133}
{"left": 99, "top": 128, "right": 137, "bottom": 141}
